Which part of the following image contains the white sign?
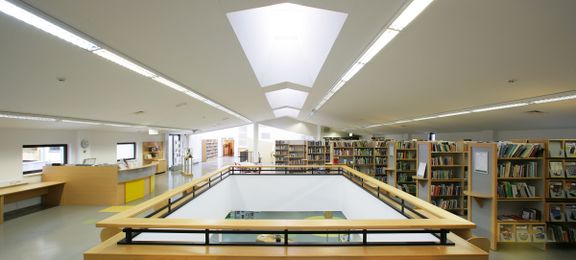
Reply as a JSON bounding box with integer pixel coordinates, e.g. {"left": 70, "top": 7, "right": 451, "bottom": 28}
{"left": 474, "top": 151, "right": 488, "bottom": 174}
{"left": 417, "top": 162, "right": 427, "bottom": 178}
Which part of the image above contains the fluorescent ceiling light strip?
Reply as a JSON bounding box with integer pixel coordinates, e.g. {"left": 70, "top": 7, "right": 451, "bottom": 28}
{"left": 412, "top": 115, "right": 438, "bottom": 121}
{"left": 104, "top": 123, "right": 132, "bottom": 128}
{"left": 533, "top": 94, "right": 576, "bottom": 104}
{"left": 61, "top": 119, "right": 102, "bottom": 125}
{"left": 394, "top": 119, "right": 413, "bottom": 124}
{"left": 471, "top": 103, "right": 528, "bottom": 113}
{"left": 93, "top": 49, "right": 156, "bottom": 78}
{"left": 0, "top": 0, "right": 100, "bottom": 51}
{"left": 0, "top": 113, "right": 57, "bottom": 121}
{"left": 358, "top": 29, "right": 399, "bottom": 64}
{"left": 389, "top": 0, "right": 434, "bottom": 31}
{"left": 183, "top": 90, "right": 207, "bottom": 102}
{"left": 436, "top": 111, "right": 471, "bottom": 118}
{"left": 152, "top": 77, "right": 188, "bottom": 92}
{"left": 341, "top": 62, "right": 365, "bottom": 82}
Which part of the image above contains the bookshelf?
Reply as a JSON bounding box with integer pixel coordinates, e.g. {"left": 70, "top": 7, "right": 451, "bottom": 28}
{"left": 332, "top": 141, "right": 354, "bottom": 166}
{"left": 306, "top": 140, "right": 325, "bottom": 165}
{"left": 546, "top": 139, "right": 576, "bottom": 244}
{"left": 288, "top": 141, "right": 306, "bottom": 166}
{"left": 467, "top": 142, "right": 546, "bottom": 250}
{"left": 352, "top": 140, "right": 374, "bottom": 175}
{"left": 393, "top": 140, "right": 417, "bottom": 195}
{"left": 143, "top": 141, "right": 167, "bottom": 174}
{"left": 201, "top": 139, "right": 218, "bottom": 162}
{"left": 374, "top": 141, "right": 388, "bottom": 183}
{"left": 416, "top": 141, "right": 467, "bottom": 216}
{"left": 274, "top": 140, "right": 289, "bottom": 165}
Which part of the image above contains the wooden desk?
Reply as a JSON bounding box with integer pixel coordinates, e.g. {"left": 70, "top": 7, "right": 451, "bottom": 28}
{"left": 0, "top": 181, "right": 65, "bottom": 224}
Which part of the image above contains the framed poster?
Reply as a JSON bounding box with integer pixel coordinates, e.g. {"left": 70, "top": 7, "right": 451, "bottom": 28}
{"left": 474, "top": 151, "right": 488, "bottom": 174}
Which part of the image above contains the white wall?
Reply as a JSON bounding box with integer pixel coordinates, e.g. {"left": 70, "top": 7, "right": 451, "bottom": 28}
{"left": 75, "top": 130, "right": 162, "bottom": 164}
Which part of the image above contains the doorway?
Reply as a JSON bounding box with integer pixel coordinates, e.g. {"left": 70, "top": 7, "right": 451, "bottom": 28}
{"left": 222, "top": 138, "right": 235, "bottom": 157}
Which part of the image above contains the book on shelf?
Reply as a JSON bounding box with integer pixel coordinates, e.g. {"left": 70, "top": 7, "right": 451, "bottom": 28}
{"left": 522, "top": 208, "right": 541, "bottom": 221}
{"left": 566, "top": 181, "right": 576, "bottom": 198}
{"left": 548, "top": 224, "right": 576, "bottom": 242}
{"left": 497, "top": 142, "right": 543, "bottom": 158}
{"left": 566, "top": 204, "right": 576, "bottom": 222}
{"left": 566, "top": 142, "right": 576, "bottom": 158}
{"left": 516, "top": 225, "right": 531, "bottom": 242}
{"left": 550, "top": 181, "right": 566, "bottom": 198}
{"left": 549, "top": 204, "right": 565, "bottom": 222}
{"left": 549, "top": 141, "right": 564, "bottom": 157}
{"left": 497, "top": 182, "right": 536, "bottom": 198}
{"left": 532, "top": 225, "right": 546, "bottom": 243}
{"left": 499, "top": 224, "right": 515, "bottom": 242}
{"left": 549, "top": 161, "right": 566, "bottom": 178}
{"left": 565, "top": 162, "right": 576, "bottom": 178}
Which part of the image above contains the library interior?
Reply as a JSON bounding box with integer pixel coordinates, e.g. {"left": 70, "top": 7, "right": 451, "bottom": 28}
{"left": 1, "top": 0, "right": 576, "bottom": 259}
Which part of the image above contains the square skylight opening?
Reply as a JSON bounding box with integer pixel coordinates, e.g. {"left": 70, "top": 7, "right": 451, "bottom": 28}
{"left": 227, "top": 3, "right": 347, "bottom": 88}
{"left": 265, "top": 88, "right": 308, "bottom": 109}
{"left": 273, "top": 107, "right": 300, "bottom": 118}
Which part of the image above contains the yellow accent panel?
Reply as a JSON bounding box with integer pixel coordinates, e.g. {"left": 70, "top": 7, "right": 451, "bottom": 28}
{"left": 125, "top": 179, "right": 145, "bottom": 203}
{"left": 150, "top": 175, "right": 155, "bottom": 192}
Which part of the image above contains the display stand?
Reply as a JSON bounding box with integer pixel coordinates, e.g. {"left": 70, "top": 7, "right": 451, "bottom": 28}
{"left": 182, "top": 149, "right": 193, "bottom": 176}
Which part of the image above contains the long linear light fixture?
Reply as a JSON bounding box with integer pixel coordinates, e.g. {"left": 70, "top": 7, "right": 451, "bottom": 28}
{"left": 0, "top": 0, "right": 251, "bottom": 123}
{"left": 0, "top": 111, "right": 194, "bottom": 133}
{"left": 311, "top": 0, "right": 434, "bottom": 114}
{"left": 364, "top": 91, "right": 576, "bottom": 129}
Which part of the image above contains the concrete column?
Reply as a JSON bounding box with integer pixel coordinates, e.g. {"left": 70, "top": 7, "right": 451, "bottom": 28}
{"left": 252, "top": 123, "right": 259, "bottom": 163}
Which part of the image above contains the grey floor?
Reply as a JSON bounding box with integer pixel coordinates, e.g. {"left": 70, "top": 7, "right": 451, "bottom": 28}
{"left": 1, "top": 156, "right": 575, "bottom": 260}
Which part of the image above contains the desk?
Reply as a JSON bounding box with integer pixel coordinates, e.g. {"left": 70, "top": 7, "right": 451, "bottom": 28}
{"left": 43, "top": 164, "right": 157, "bottom": 205}
{"left": 0, "top": 181, "right": 64, "bottom": 224}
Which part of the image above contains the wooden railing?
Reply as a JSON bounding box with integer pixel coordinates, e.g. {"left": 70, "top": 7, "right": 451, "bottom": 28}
{"left": 96, "top": 165, "right": 474, "bottom": 245}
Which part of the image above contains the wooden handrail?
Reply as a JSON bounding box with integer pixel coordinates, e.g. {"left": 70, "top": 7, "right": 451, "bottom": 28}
{"left": 96, "top": 165, "right": 475, "bottom": 231}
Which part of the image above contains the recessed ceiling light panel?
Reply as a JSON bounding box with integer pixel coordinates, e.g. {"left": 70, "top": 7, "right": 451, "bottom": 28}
{"left": 227, "top": 3, "right": 347, "bottom": 87}
{"left": 265, "top": 88, "right": 308, "bottom": 109}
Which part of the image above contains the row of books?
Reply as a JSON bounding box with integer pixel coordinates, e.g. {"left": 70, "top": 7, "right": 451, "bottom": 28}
{"left": 354, "top": 158, "right": 373, "bottom": 164}
{"left": 374, "top": 149, "right": 386, "bottom": 156}
{"left": 432, "top": 169, "right": 456, "bottom": 179}
{"left": 397, "top": 151, "right": 416, "bottom": 159}
{"left": 548, "top": 141, "right": 576, "bottom": 158}
{"left": 549, "top": 161, "right": 576, "bottom": 178}
{"left": 431, "top": 142, "right": 458, "bottom": 152}
{"left": 497, "top": 208, "right": 541, "bottom": 221}
{"left": 334, "top": 150, "right": 353, "bottom": 156}
{"left": 397, "top": 161, "right": 416, "bottom": 171}
{"left": 431, "top": 198, "right": 460, "bottom": 209}
{"left": 399, "top": 184, "right": 416, "bottom": 194}
{"left": 549, "top": 181, "right": 576, "bottom": 199}
{"left": 289, "top": 147, "right": 305, "bottom": 152}
{"left": 306, "top": 141, "right": 323, "bottom": 146}
{"left": 499, "top": 224, "right": 546, "bottom": 243}
{"left": 288, "top": 159, "right": 306, "bottom": 165}
{"left": 431, "top": 156, "right": 455, "bottom": 166}
{"left": 307, "top": 147, "right": 324, "bottom": 154}
{"left": 375, "top": 142, "right": 387, "bottom": 148}
{"left": 548, "top": 224, "right": 576, "bottom": 242}
{"left": 354, "top": 149, "right": 373, "bottom": 156}
{"left": 430, "top": 184, "right": 462, "bottom": 196}
{"left": 333, "top": 142, "right": 353, "bottom": 148}
{"left": 353, "top": 140, "right": 371, "bottom": 148}
{"left": 396, "top": 141, "right": 416, "bottom": 149}
{"left": 549, "top": 204, "right": 576, "bottom": 222}
{"left": 307, "top": 155, "right": 324, "bottom": 161}
{"left": 375, "top": 157, "right": 387, "bottom": 165}
{"left": 398, "top": 173, "right": 414, "bottom": 182}
{"left": 497, "top": 182, "right": 537, "bottom": 198}
{"left": 497, "top": 143, "right": 543, "bottom": 158}
{"left": 498, "top": 162, "right": 538, "bottom": 178}
{"left": 375, "top": 167, "right": 386, "bottom": 175}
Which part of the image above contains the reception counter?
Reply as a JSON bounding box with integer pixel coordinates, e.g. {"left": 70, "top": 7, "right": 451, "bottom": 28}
{"left": 42, "top": 164, "right": 157, "bottom": 205}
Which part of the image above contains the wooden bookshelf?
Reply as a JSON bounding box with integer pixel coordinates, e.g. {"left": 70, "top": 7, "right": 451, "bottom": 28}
{"left": 467, "top": 142, "right": 546, "bottom": 250}
{"left": 143, "top": 141, "right": 167, "bottom": 174}
{"left": 332, "top": 140, "right": 354, "bottom": 165}
{"left": 306, "top": 140, "right": 325, "bottom": 165}
{"left": 416, "top": 141, "right": 467, "bottom": 216}
{"left": 352, "top": 140, "right": 374, "bottom": 175}
{"left": 545, "top": 139, "right": 576, "bottom": 244}
{"left": 274, "top": 140, "right": 289, "bottom": 165}
{"left": 374, "top": 141, "right": 388, "bottom": 183}
{"left": 201, "top": 139, "right": 218, "bottom": 162}
{"left": 393, "top": 140, "right": 417, "bottom": 195}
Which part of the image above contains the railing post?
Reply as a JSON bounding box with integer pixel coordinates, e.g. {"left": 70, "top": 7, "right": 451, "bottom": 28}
{"left": 167, "top": 199, "right": 172, "bottom": 212}
{"left": 205, "top": 229, "right": 210, "bottom": 245}
{"left": 362, "top": 229, "right": 367, "bottom": 245}
{"left": 440, "top": 229, "right": 448, "bottom": 245}
{"left": 284, "top": 229, "right": 289, "bottom": 245}
{"left": 377, "top": 186, "right": 380, "bottom": 198}
{"left": 124, "top": 228, "right": 133, "bottom": 244}
{"left": 401, "top": 199, "right": 405, "bottom": 215}
{"left": 192, "top": 185, "right": 196, "bottom": 197}
{"left": 208, "top": 178, "right": 212, "bottom": 187}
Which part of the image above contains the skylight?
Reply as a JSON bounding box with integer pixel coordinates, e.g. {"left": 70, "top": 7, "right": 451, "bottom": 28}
{"left": 273, "top": 107, "right": 300, "bottom": 118}
{"left": 227, "top": 3, "right": 347, "bottom": 88}
{"left": 265, "top": 88, "right": 308, "bottom": 109}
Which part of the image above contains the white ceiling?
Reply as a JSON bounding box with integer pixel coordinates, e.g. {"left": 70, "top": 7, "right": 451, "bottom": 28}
{"left": 0, "top": 0, "right": 575, "bottom": 135}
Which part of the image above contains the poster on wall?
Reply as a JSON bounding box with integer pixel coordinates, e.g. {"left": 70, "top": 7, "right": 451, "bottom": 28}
{"left": 474, "top": 151, "right": 488, "bottom": 174}
{"left": 417, "top": 162, "right": 427, "bottom": 178}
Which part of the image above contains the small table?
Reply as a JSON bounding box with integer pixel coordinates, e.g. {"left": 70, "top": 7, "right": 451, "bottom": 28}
{"left": 0, "top": 181, "right": 65, "bottom": 224}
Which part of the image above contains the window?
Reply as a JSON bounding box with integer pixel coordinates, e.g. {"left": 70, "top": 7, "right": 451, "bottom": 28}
{"left": 22, "top": 144, "right": 68, "bottom": 174}
{"left": 117, "top": 142, "right": 136, "bottom": 161}
{"left": 428, "top": 132, "right": 436, "bottom": 141}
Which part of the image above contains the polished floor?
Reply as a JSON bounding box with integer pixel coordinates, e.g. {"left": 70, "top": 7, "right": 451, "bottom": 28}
{"left": 0, "top": 157, "right": 575, "bottom": 260}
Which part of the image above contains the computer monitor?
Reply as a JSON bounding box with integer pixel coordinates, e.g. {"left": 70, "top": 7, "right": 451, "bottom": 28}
{"left": 82, "top": 158, "right": 96, "bottom": 165}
